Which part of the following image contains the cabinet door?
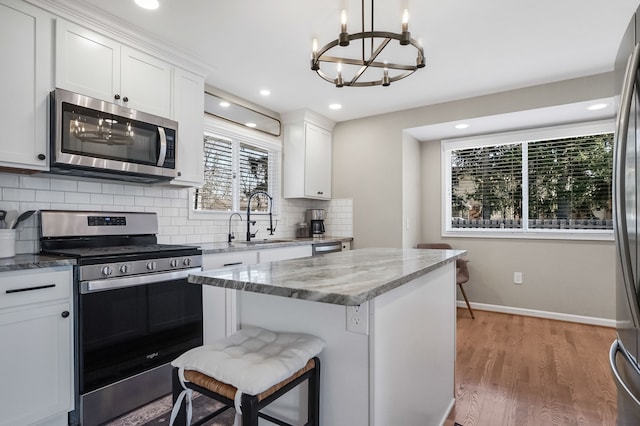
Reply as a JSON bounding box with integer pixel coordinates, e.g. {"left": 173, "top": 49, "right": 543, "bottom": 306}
{"left": 120, "top": 45, "right": 172, "bottom": 118}
{"left": 55, "top": 19, "right": 120, "bottom": 103}
{"left": 304, "top": 122, "right": 332, "bottom": 199}
{"left": 0, "top": 302, "right": 73, "bottom": 426}
{"left": 0, "top": 0, "right": 51, "bottom": 171}
{"left": 202, "top": 251, "right": 258, "bottom": 343}
{"left": 171, "top": 67, "right": 205, "bottom": 187}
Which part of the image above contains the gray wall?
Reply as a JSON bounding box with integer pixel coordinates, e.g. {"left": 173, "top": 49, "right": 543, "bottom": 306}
{"left": 332, "top": 72, "right": 616, "bottom": 319}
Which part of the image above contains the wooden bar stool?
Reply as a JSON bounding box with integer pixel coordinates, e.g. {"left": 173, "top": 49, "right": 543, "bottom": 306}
{"left": 169, "top": 326, "right": 325, "bottom": 426}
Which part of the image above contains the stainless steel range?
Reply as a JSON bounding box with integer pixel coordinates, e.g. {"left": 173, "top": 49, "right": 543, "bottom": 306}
{"left": 39, "top": 210, "right": 203, "bottom": 426}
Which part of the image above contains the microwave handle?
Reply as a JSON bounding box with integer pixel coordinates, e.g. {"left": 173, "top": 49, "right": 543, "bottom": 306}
{"left": 157, "top": 127, "right": 167, "bottom": 167}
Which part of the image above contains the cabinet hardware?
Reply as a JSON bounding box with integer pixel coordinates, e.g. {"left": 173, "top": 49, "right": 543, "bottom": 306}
{"left": 223, "top": 262, "right": 243, "bottom": 266}
{"left": 114, "top": 94, "right": 120, "bottom": 100}
{"left": 61, "top": 311, "right": 70, "bottom": 318}
{"left": 37, "top": 154, "right": 46, "bottom": 161}
{"left": 6, "top": 284, "right": 56, "bottom": 294}
{"left": 123, "top": 96, "right": 129, "bottom": 102}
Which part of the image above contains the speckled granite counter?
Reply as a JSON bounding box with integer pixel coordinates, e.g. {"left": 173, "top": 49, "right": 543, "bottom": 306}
{"left": 189, "top": 247, "right": 464, "bottom": 305}
{"left": 0, "top": 254, "right": 76, "bottom": 272}
{"left": 197, "top": 236, "right": 352, "bottom": 254}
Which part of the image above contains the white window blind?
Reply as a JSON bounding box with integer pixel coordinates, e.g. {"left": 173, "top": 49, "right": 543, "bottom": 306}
{"left": 194, "top": 133, "right": 277, "bottom": 213}
{"left": 443, "top": 121, "right": 614, "bottom": 237}
{"left": 195, "top": 135, "right": 233, "bottom": 211}
{"left": 528, "top": 134, "right": 613, "bottom": 229}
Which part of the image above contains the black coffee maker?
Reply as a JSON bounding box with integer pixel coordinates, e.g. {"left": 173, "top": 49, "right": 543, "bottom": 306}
{"left": 306, "top": 209, "right": 325, "bottom": 237}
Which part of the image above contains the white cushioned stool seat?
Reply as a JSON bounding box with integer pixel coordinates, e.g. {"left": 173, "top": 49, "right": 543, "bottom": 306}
{"left": 169, "top": 326, "right": 325, "bottom": 426}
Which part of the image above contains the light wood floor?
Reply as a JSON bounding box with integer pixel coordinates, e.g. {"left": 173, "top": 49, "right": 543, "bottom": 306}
{"left": 444, "top": 309, "right": 617, "bottom": 426}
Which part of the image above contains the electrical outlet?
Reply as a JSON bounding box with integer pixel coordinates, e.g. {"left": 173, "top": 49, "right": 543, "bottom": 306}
{"left": 346, "top": 303, "right": 369, "bottom": 335}
{"left": 514, "top": 272, "right": 523, "bottom": 284}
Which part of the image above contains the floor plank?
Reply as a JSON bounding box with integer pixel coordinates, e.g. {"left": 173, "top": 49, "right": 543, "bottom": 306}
{"left": 445, "top": 309, "right": 617, "bottom": 426}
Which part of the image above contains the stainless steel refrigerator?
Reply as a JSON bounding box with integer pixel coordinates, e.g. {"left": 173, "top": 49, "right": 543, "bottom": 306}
{"left": 612, "top": 5, "right": 640, "bottom": 425}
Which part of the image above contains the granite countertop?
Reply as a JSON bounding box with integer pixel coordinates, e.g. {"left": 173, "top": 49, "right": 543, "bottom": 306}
{"left": 189, "top": 247, "right": 465, "bottom": 306}
{"left": 198, "top": 236, "right": 353, "bottom": 254}
{"left": 0, "top": 254, "right": 76, "bottom": 272}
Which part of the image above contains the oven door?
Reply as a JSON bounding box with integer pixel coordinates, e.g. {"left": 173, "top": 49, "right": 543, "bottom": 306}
{"left": 78, "top": 269, "right": 203, "bottom": 394}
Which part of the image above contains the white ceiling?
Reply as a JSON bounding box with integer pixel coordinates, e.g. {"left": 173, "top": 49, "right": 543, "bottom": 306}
{"left": 67, "top": 0, "right": 638, "bottom": 126}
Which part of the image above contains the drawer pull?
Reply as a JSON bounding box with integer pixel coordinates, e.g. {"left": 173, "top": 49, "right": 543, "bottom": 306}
{"left": 223, "top": 262, "right": 243, "bottom": 266}
{"left": 61, "top": 311, "right": 70, "bottom": 318}
{"left": 6, "top": 284, "right": 56, "bottom": 294}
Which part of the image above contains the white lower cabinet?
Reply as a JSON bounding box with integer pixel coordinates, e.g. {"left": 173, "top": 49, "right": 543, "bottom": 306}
{"left": 0, "top": 267, "right": 73, "bottom": 426}
{"left": 202, "top": 250, "right": 258, "bottom": 344}
{"left": 202, "top": 245, "right": 313, "bottom": 344}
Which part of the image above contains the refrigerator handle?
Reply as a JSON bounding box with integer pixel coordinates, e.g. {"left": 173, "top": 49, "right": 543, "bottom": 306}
{"left": 614, "top": 42, "right": 640, "bottom": 328}
{"left": 610, "top": 340, "right": 640, "bottom": 407}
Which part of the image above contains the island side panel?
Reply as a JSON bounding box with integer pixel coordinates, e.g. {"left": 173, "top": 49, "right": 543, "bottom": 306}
{"left": 370, "top": 261, "right": 456, "bottom": 426}
{"left": 239, "top": 292, "right": 370, "bottom": 426}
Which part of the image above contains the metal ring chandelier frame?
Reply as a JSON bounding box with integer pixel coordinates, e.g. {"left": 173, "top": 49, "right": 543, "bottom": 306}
{"left": 310, "top": 1, "right": 426, "bottom": 88}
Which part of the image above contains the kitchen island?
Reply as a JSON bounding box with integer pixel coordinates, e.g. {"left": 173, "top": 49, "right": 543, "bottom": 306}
{"left": 189, "top": 247, "right": 464, "bottom": 426}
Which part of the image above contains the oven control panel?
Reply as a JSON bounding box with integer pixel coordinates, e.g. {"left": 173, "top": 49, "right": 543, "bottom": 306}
{"left": 79, "top": 255, "right": 202, "bottom": 282}
{"left": 88, "top": 215, "right": 127, "bottom": 226}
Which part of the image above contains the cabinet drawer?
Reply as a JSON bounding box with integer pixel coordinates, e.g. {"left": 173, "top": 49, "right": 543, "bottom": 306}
{"left": 0, "top": 268, "right": 72, "bottom": 309}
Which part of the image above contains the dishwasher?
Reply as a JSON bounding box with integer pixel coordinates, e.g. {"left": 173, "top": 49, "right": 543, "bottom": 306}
{"left": 311, "top": 240, "right": 342, "bottom": 255}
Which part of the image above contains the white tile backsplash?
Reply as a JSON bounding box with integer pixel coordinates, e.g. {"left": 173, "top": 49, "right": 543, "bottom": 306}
{"left": 0, "top": 172, "right": 353, "bottom": 254}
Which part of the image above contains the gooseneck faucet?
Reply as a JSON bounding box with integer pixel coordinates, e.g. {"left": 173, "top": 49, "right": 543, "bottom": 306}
{"left": 227, "top": 212, "right": 243, "bottom": 243}
{"left": 246, "top": 191, "right": 275, "bottom": 242}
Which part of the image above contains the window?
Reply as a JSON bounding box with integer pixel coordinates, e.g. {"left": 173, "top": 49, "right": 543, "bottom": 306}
{"left": 442, "top": 121, "right": 614, "bottom": 238}
{"left": 193, "top": 125, "right": 280, "bottom": 215}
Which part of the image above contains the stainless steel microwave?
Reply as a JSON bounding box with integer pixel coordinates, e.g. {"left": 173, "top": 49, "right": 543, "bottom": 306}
{"left": 49, "top": 88, "right": 178, "bottom": 183}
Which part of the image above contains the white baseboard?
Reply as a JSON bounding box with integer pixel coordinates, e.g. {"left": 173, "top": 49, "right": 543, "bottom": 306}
{"left": 457, "top": 301, "right": 615, "bottom": 328}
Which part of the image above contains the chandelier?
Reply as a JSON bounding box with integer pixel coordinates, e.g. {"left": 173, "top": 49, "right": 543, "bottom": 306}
{"left": 310, "top": 0, "right": 425, "bottom": 88}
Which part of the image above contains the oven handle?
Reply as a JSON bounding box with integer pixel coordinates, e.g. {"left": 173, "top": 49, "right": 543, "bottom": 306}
{"left": 80, "top": 267, "right": 202, "bottom": 294}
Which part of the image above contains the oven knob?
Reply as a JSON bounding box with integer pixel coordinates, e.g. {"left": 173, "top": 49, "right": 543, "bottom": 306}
{"left": 183, "top": 258, "right": 192, "bottom": 267}
{"left": 147, "top": 261, "right": 157, "bottom": 271}
{"left": 102, "top": 266, "right": 113, "bottom": 276}
{"left": 120, "top": 265, "right": 130, "bottom": 274}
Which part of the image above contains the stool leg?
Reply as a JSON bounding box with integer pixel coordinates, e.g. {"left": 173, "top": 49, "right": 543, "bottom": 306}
{"left": 241, "top": 394, "right": 259, "bottom": 426}
{"left": 171, "top": 368, "right": 187, "bottom": 426}
{"left": 308, "top": 357, "right": 321, "bottom": 426}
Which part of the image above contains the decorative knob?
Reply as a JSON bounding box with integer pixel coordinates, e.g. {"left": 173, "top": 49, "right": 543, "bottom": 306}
{"left": 177, "top": 171, "right": 182, "bottom": 176}
{"left": 61, "top": 311, "right": 70, "bottom": 318}
{"left": 123, "top": 96, "right": 129, "bottom": 102}
{"left": 37, "top": 154, "right": 46, "bottom": 161}
{"left": 183, "top": 258, "right": 192, "bottom": 267}
{"left": 120, "top": 264, "right": 130, "bottom": 273}
{"left": 170, "top": 259, "right": 179, "bottom": 268}
{"left": 147, "top": 261, "right": 157, "bottom": 271}
{"left": 101, "top": 266, "right": 113, "bottom": 276}
{"left": 114, "top": 94, "right": 121, "bottom": 100}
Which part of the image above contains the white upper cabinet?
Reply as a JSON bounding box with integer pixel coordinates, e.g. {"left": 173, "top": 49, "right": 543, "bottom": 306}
{"left": 55, "top": 19, "right": 172, "bottom": 119}
{"left": 0, "top": 0, "right": 52, "bottom": 171}
{"left": 171, "top": 67, "right": 205, "bottom": 187}
{"left": 282, "top": 110, "right": 335, "bottom": 200}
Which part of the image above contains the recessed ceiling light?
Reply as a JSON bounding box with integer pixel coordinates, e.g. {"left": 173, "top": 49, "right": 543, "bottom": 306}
{"left": 455, "top": 123, "right": 469, "bottom": 129}
{"left": 219, "top": 101, "right": 230, "bottom": 107}
{"left": 134, "top": 0, "right": 159, "bottom": 10}
{"left": 260, "top": 89, "right": 271, "bottom": 96}
{"left": 245, "top": 122, "right": 257, "bottom": 128}
{"left": 587, "top": 103, "right": 608, "bottom": 111}
{"left": 329, "top": 103, "right": 342, "bottom": 110}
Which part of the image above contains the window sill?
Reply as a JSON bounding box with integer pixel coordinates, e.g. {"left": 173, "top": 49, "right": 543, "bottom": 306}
{"left": 442, "top": 229, "right": 614, "bottom": 242}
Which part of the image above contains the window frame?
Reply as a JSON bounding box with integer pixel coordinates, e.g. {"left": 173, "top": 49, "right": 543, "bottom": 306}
{"left": 441, "top": 120, "right": 615, "bottom": 241}
{"left": 189, "top": 117, "right": 282, "bottom": 220}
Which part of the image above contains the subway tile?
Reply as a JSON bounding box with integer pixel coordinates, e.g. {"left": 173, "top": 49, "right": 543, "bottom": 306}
{"left": 36, "top": 190, "right": 65, "bottom": 203}
{"left": 51, "top": 178, "right": 78, "bottom": 192}
{"left": 90, "top": 193, "right": 114, "bottom": 205}
{"left": 78, "top": 181, "right": 102, "bottom": 193}
{"left": 20, "top": 175, "right": 50, "bottom": 190}
{"left": 102, "top": 183, "right": 125, "bottom": 195}
{"left": 0, "top": 174, "right": 19, "bottom": 188}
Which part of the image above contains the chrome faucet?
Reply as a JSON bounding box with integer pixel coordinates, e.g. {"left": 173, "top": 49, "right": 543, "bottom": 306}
{"left": 227, "top": 212, "right": 243, "bottom": 243}
{"left": 246, "top": 191, "right": 276, "bottom": 242}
